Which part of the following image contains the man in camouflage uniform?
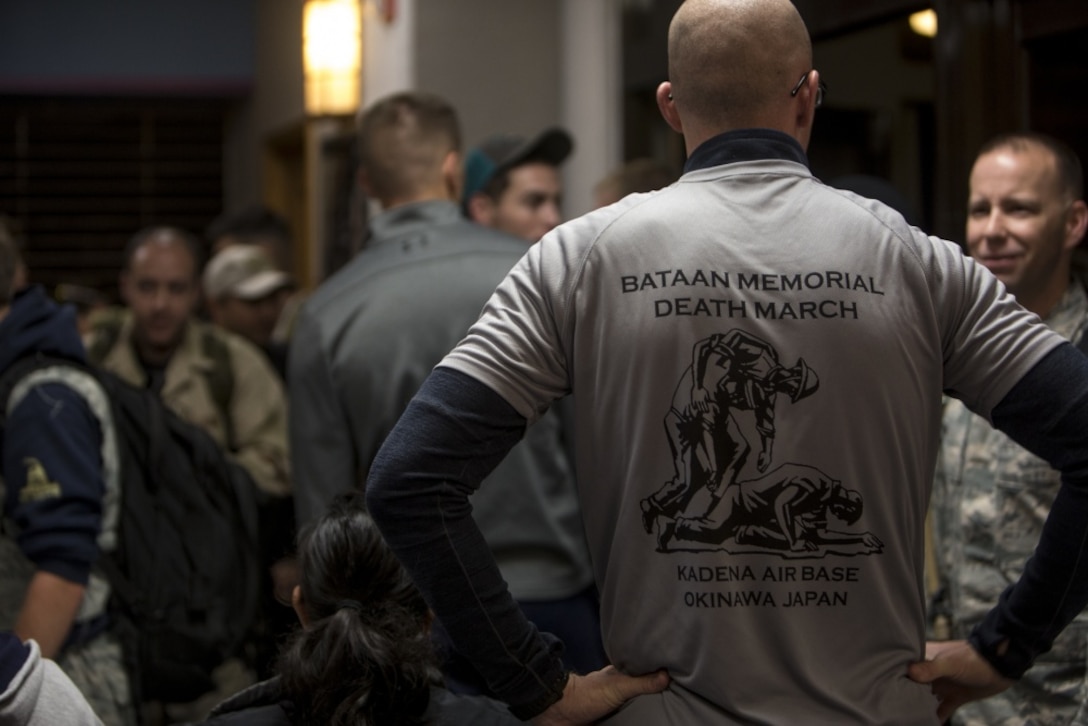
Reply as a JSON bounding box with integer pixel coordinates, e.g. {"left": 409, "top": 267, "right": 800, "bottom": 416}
{"left": 932, "top": 132, "right": 1088, "bottom": 724}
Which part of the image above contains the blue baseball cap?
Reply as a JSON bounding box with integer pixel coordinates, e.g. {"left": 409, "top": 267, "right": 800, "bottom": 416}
{"left": 462, "top": 127, "right": 573, "bottom": 210}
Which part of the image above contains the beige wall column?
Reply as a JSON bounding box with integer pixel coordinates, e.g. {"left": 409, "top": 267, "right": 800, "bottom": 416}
{"left": 415, "top": 0, "right": 561, "bottom": 148}
{"left": 560, "top": 0, "right": 622, "bottom": 218}
{"left": 362, "top": 0, "right": 416, "bottom": 106}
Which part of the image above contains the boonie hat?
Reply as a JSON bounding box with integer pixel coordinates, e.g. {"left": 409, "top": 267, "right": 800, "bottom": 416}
{"left": 203, "top": 246, "right": 293, "bottom": 301}
{"left": 462, "top": 127, "right": 574, "bottom": 209}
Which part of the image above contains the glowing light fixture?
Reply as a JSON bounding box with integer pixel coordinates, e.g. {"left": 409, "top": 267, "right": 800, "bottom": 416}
{"left": 909, "top": 9, "right": 938, "bottom": 38}
{"left": 303, "top": 0, "right": 362, "bottom": 115}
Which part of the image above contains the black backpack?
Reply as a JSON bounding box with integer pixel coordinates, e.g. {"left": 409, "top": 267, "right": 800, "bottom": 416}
{"left": 0, "top": 354, "right": 262, "bottom": 703}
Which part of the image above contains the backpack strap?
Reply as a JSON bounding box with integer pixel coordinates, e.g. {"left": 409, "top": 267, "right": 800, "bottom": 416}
{"left": 85, "top": 314, "right": 124, "bottom": 366}
{"left": 85, "top": 315, "right": 237, "bottom": 449}
{"left": 0, "top": 354, "right": 53, "bottom": 421}
{"left": 200, "top": 330, "right": 235, "bottom": 450}
{"left": 1077, "top": 332, "right": 1088, "bottom": 357}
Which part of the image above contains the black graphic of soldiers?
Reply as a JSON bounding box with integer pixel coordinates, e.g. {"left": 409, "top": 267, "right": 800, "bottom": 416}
{"left": 657, "top": 463, "right": 883, "bottom": 556}
{"left": 641, "top": 329, "right": 818, "bottom": 535}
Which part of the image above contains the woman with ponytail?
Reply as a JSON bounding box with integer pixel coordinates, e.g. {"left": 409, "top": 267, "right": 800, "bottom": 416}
{"left": 197, "top": 491, "right": 519, "bottom": 725}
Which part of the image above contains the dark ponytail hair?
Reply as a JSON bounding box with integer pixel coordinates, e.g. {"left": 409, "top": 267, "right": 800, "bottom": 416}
{"left": 277, "top": 491, "right": 439, "bottom": 725}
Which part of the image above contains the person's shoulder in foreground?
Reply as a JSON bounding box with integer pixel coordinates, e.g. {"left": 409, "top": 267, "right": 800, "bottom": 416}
{"left": 0, "top": 632, "right": 103, "bottom": 726}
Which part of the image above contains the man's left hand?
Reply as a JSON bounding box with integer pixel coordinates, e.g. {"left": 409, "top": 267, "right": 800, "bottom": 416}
{"left": 908, "top": 640, "right": 1013, "bottom": 723}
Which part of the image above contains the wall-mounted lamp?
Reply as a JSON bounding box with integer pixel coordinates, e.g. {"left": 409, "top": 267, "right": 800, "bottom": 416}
{"left": 303, "top": 0, "right": 362, "bottom": 115}
{"left": 909, "top": 9, "right": 938, "bottom": 38}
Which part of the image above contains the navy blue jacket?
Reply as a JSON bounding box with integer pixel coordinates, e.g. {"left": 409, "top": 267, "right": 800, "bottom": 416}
{"left": 1, "top": 285, "right": 103, "bottom": 585}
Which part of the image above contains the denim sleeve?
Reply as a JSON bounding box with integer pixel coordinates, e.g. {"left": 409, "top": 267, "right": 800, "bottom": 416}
{"left": 366, "top": 366, "right": 569, "bottom": 720}
{"left": 968, "top": 342, "right": 1088, "bottom": 678}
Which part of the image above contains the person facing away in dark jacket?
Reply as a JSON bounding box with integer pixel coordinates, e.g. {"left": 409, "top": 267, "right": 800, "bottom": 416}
{"left": 196, "top": 491, "right": 520, "bottom": 726}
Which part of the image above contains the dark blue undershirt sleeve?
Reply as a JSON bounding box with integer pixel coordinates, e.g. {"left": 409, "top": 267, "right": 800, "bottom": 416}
{"left": 0, "top": 632, "right": 30, "bottom": 693}
{"left": 3, "top": 382, "right": 104, "bottom": 585}
{"left": 366, "top": 366, "right": 568, "bottom": 720}
{"left": 966, "top": 342, "right": 1088, "bottom": 679}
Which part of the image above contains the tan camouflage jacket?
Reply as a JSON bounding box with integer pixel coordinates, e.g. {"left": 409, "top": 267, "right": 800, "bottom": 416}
{"left": 86, "top": 311, "right": 291, "bottom": 497}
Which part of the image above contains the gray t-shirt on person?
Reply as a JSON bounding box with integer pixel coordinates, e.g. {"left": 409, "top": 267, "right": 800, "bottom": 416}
{"left": 441, "top": 149, "right": 1062, "bottom": 724}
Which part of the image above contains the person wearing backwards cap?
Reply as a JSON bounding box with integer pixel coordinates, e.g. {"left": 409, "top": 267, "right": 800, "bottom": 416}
{"left": 204, "top": 245, "right": 295, "bottom": 379}
{"left": 463, "top": 127, "right": 573, "bottom": 243}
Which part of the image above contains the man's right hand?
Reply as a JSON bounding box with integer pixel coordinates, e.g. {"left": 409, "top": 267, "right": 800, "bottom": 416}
{"left": 531, "top": 666, "right": 670, "bottom": 726}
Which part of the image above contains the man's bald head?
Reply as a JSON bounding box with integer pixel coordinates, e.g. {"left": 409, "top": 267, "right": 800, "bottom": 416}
{"left": 667, "top": 0, "right": 812, "bottom": 133}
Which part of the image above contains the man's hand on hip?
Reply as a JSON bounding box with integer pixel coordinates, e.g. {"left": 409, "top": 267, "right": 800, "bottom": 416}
{"left": 908, "top": 639, "right": 1013, "bottom": 723}
{"left": 532, "top": 666, "right": 670, "bottom": 726}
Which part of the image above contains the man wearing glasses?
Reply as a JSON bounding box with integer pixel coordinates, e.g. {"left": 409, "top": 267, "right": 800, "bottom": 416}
{"left": 367, "top": 0, "right": 1088, "bottom": 723}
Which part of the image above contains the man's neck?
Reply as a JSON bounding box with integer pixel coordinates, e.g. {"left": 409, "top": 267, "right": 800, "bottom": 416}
{"left": 1018, "top": 272, "right": 1074, "bottom": 320}
{"left": 133, "top": 331, "right": 182, "bottom": 369}
{"left": 1024, "top": 290, "right": 1065, "bottom": 320}
{"left": 380, "top": 186, "right": 454, "bottom": 212}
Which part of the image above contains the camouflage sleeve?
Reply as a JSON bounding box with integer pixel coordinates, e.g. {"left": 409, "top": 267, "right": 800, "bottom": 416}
{"left": 970, "top": 342, "right": 1088, "bottom": 678}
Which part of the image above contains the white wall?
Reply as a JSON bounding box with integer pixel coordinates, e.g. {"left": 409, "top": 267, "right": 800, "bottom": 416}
{"left": 415, "top": 0, "right": 562, "bottom": 149}
{"left": 560, "top": 0, "right": 622, "bottom": 217}
{"left": 413, "top": 0, "right": 620, "bottom": 220}
{"left": 362, "top": 0, "right": 416, "bottom": 105}
{"left": 226, "top": 0, "right": 306, "bottom": 212}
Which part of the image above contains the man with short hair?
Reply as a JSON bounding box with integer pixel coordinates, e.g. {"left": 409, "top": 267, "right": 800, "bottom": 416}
{"left": 288, "top": 93, "right": 604, "bottom": 691}
{"left": 86, "top": 226, "right": 290, "bottom": 499}
{"left": 462, "top": 127, "right": 573, "bottom": 243}
{"left": 365, "top": 1, "right": 1088, "bottom": 723}
{"left": 204, "top": 245, "right": 294, "bottom": 378}
{"left": 0, "top": 226, "right": 135, "bottom": 724}
{"left": 931, "top": 132, "right": 1088, "bottom": 725}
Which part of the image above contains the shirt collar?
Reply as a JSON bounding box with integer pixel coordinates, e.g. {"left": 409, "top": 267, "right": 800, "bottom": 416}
{"left": 368, "top": 199, "right": 462, "bottom": 242}
{"left": 683, "top": 128, "right": 810, "bottom": 174}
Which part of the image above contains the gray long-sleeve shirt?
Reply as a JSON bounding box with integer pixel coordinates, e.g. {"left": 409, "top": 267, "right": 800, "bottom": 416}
{"left": 289, "top": 200, "right": 593, "bottom": 600}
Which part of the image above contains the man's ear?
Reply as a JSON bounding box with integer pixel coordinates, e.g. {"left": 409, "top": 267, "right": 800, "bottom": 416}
{"left": 357, "top": 167, "right": 375, "bottom": 198}
{"left": 1064, "top": 199, "right": 1088, "bottom": 251}
{"left": 291, "top": 585, "right": 309, "bottom": 628}
{"left": 467, "top": 193, "right": 495, "bottom": 226}
{"left": 442, "top": 150, "right": 463, "bottom": 202}
{"left": 791, "top": 70, "right": 820, "bottom": 151}
{"left": 656, "top": 81, "right": 682, "bottom": 134}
